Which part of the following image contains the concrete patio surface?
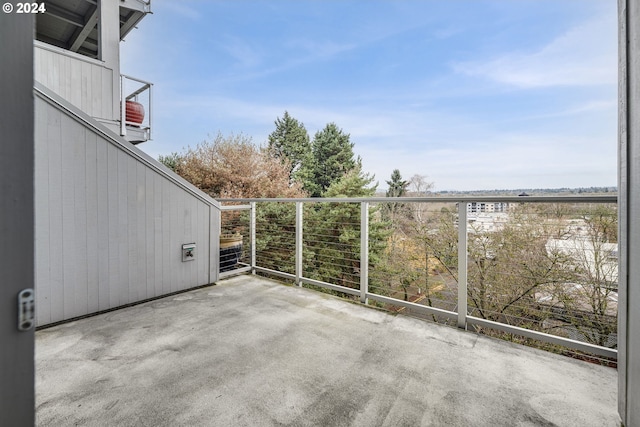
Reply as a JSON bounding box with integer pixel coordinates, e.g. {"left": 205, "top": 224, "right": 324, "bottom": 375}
{"left": 36, "top": 275, "right": 620, "bottom": 426}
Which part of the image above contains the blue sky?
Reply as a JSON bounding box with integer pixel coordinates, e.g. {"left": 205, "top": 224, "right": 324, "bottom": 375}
{"left": 122, "top": 0, "right": 617, "bottom": 191}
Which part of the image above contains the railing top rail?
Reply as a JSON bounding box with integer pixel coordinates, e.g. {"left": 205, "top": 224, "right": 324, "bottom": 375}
{"left": 121, "top": 74, "right": 154, "bottom": 86}
{"left": 217, "top": 195, "right": 617, "bottom": 204}
{"left": 126, "top": 84, "right": 151, "bottom": 100}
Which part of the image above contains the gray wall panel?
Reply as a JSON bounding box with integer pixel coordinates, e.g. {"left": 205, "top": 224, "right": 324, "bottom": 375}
{"left": 96, "top": 138, "right": 110, "bottom": 312}
{"left": 153, "top": 173, "right": 163, "bottom": 297}
{"left": 61, "top": 113, "right": 82, "bottom": 319}
{"left": 0, "top": 11, "right": 35, "bottom": 425}
{"left": 74, "top": 125, "right": 89, "bottom": 319}
{"left": 35, "top": 98, "right": 51, "bottom": 325}
{"left": 47, "top": 103, "right": 64, "bottom": 323}
{"left": 161, "top": 175, "right": 172, "bottom": 295}
{"left": 170, "top": 184, "right": 180, "bottom": 292}
{"left": 145, "top": 167, "right": 156, "bottom": 299}
{"left": 126, "top": 155, "right": 138, "bottom": 301}
{"left": 86, "top": 132, "right": 99, "bottom": 315}
{"left": 117, "top": 151, "right": 129, "bottom": 306}
{"left": 35, "top": 90, "right": 220, "bottom": 326}
{"left": 107, "top": 143, "right": 120, "bottom": 309}
{"left": 35, "top": 44, "right": 114, "bottom": 121}
{"left": 619, "top": 1, "right": 640, "bottom": 424}
{"left": 137, "top": 162, "right": 148, "bottom": 299}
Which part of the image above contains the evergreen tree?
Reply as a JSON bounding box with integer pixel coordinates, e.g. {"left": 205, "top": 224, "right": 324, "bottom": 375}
{"left": 323, "top": 161, "right": 376, "bottom": 198}
{"left": 158, "top": 152, "right": 183, "bottom": 172}
{"left": 308, "top": 123, "right": 356, "bottom": 196}
{"left": 267, "top": 111, "right": 312, "bottom": 188}
{"left": 383, "top": 169, "right": 410, "bottom": 223}
{"left": 386, "top": 169, "right": 409, "bottom": 198}
{"left": 305, "top": 163, "right": 389, "bottom": 294}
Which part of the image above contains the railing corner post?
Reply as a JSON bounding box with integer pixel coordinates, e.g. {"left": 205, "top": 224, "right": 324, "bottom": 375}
{"left": 119, "top": 74, "right": 126, "bottom": 137}
{"left": 148, "top": 82, "right": 153, "bottom": 140}
{"left": 457, "top": 202, "right": 468, "bottom": 330}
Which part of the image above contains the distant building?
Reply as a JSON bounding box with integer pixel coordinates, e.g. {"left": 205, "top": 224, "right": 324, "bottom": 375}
{"left": 467, "top": 213, "right": 509, "bottom": 233}
{"left": 467, "top": 202, "right": 511, "bottom": 214}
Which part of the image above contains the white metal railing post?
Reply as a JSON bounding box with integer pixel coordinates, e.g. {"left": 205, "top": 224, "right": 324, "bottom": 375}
{"left": 457, "top": 202, "right": 468, "bottom": 329}
{"left": 216, "top": 205, "right": 222, "bottom": 276}
{"left": 360, "top": 201, "right": 369, "bottom": 304}
{"left": 295, "top": 202, "right": 303, "bottom": 286}
{"left": 214, "top": 195, "right": 618, "bottom": 359}
{"left": 119, "top": 74, "right": 126, "bottom": 137}
{"left": 251, "top": 202, "right": 256, "bottom": 274}
{"left": 148, "top": 83, "right": 153, "bottom": 140}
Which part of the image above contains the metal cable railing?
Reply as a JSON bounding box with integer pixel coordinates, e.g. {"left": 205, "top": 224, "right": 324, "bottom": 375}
{"left": 219, "top": 196, "right": 618, "bottom": 363}
{"left": 120, "top": 74, "right": 153, "bottom": 142}
{"left": 219, "top": 204, "right": 252, "bottom": 278}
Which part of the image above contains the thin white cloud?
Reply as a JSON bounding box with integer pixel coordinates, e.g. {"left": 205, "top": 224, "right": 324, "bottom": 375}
{"left": 285, "top": 39, "right": 358, "bottom": 59}
{"left": 217, "top": 35, "right": 264, "bottom": 68}
{"left": 433, "top": 26, "right": 463, "bottom": 40}
{"left": 454, "top": 13, "right": 616, "bottom": 88}
{"left": 132, "top": 2, "right": 618, "bottom": 191}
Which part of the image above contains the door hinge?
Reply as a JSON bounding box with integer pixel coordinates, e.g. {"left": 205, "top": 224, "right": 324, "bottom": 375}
{"left": 18, "top": 289, "right": 34, "bottom": 331}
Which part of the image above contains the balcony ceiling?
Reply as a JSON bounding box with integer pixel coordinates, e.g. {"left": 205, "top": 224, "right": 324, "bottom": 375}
{"left": 35, "top": 0, "right": 150, "bottom": 59}
{"left": 36, "top": 275, "right": 619, "bottom": 426}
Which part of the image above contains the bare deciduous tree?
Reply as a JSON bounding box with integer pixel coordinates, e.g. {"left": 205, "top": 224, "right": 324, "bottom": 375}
{"left": 167, "top": 132, "right": 306, "bottom": 199}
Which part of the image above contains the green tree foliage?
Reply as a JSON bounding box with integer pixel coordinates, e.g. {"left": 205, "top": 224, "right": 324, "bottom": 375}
{"left": 386, "top": 169, "right": 409, "bottom": 198}
{"left": 323, "top": 161, "right": 375, "bottom": 199}
{"left": 307, "top": 123, "right": 357, "bottom": 197}
{"left": 304, "top": 163, "right": 389, "bottom": 294}
{"left": 383, "top": 169, "right": 410, "bottom": 223}
{"left": 254, "top": 202, "right": 298, "bottom": 275}
{"left": 267, "top": 111, "right": 313, "bottom": 187}
{"left": 158, "top": 152, "right": 183, "bottom": 172}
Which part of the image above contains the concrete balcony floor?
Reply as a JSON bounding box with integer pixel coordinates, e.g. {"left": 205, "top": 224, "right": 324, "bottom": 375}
{"left": 36, "top": 275, "right": 619, "bottom": 426}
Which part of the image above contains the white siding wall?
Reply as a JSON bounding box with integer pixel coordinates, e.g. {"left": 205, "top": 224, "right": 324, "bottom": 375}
{"left": 34, "top": 42, "right": 115, "bottom": 122}
{"left": 35, "top": 90, "right": 219, "bottom": 326}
